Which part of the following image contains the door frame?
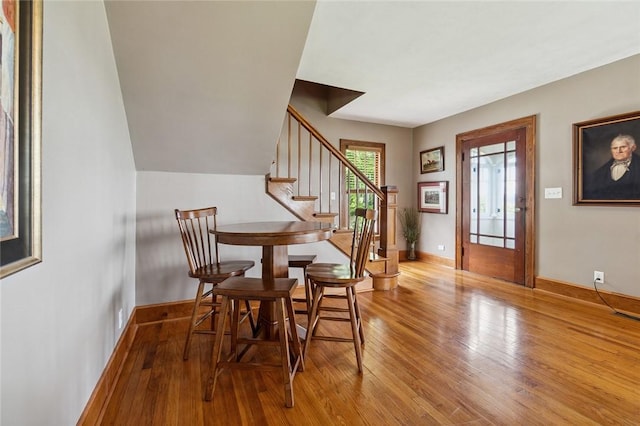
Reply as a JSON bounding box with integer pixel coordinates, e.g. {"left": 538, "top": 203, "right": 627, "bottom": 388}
{"left": 455, "top": 115, "right": 537, "bottom": 287}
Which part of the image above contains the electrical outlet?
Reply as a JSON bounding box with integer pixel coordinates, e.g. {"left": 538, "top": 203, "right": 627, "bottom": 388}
{"left": 437, "top": 244, "right": 445, "bottom": 251}
{"left": 593, "top": 271, "right": 604, "bottom": 284}
{"left": 118, "top": 308, "right": 124, "bottom": 329}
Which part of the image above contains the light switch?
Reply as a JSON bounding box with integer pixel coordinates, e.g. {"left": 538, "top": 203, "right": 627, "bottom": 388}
{"left": 544, "top": 187, "right": 562, "bottom": 199}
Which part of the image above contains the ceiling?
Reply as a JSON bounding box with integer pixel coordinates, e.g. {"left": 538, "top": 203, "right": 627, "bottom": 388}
{"left": 105, "top": 1, "right": 640, "bottom": 175}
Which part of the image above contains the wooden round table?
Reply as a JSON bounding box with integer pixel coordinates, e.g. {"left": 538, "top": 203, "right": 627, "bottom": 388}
{"left": 212, "top": 221, "right": 333, "bottom": 336}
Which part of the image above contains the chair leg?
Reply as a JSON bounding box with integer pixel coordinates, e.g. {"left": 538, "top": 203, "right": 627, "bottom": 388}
{"left": 303, "top": 284, "right": 323, "bottom": 360}
{"left": 276, "top": 297, "right": 295, "bottom": 408}
{"left": 243, "top": 299, "right": 258, "bottom": 336}
{"left": 204, "top": 295, "right": 231, "bottom": 402}
{"left": 302, "top": 266, "right": 314, "bottom": 322}
{"left": 351, "top": 286, "right": 365, "bottom": 346}
{"left": 184, "top": 280, "right": 206, "bottom": 361}
{"left": 284, "top": 295, "right": 304, "bottom": 372}
{"left": 346, "top": 287, "right": 364, "bottom": 373}
{"left": 230, "top": 299, "right": 241, "bottom": 361}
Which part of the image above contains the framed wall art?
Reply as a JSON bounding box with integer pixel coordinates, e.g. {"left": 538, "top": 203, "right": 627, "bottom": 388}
{"left": 0, "top": 0, "right": 43, "bottom": 278}
{"left": 420, "top": 146, "right": 444, "bottom": 174}
{"left": 573, "top": 110, "right": 640, "bottom": 206}
{"left": 418, "top": 181, "right": 448, "bottom": 214}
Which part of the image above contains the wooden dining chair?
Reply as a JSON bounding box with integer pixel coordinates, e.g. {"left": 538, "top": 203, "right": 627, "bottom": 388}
{"left": 204, "top": 276, "right": 303, "bottom": 408}
{"left": 303, "top": 208, "right": 377, "bottom": 373}
{"left": 174, "top": 207, "right": 256, "bottom": 360}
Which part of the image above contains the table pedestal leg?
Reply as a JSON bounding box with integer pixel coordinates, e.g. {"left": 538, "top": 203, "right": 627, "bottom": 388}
{"left": 258, "top": 245, "right": 289, "bottom": 338}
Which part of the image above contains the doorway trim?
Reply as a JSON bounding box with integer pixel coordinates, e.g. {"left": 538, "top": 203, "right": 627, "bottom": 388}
{"left": 455, "top": 115, "right": 537, "bottom": 287}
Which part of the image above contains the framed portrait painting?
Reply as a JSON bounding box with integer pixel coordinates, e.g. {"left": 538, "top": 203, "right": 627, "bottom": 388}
{"left": 418, "top": 181, "right": 448, "bottom": 214}
{"left": 573, "top": 111, "right": 640, "bottom": 206}
{"left": 0, "top": 0, "right": 43, "bottom": 278}
{"left": 420, "top": 146, "right": 444, "bottom": 174}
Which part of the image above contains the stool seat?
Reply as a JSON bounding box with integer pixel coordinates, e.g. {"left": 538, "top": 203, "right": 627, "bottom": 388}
{"left": 205, "top": 276, "right": 303, "bottom": 408}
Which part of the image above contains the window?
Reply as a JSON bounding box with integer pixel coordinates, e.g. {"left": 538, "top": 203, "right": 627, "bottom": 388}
{"left": 339, "top": 139, "right": 385, "bottom": 231}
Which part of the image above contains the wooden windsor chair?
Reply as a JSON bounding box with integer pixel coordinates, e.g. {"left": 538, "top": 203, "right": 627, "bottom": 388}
{"left": 174, "top": 207, "right": 257, "bottom": 360}
{"left": 303, "top": 208, "right": 377, "bottom": 373}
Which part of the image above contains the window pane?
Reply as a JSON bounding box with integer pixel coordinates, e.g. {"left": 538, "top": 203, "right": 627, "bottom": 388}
{"left": 470, "top": 157, "right": 478, "bottom": 234}
{"left": 479, "top": 143, "right": 505, "bottom": 156}
{"left": 506, "top": 151, "right": 516, "bottom": 238}
{"left": 479, "top": 236, "right": 504, "bottom": 247}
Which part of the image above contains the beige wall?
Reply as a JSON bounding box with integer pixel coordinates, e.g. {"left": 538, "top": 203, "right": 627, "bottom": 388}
{"left": 414, "top": 54, "right": 640, "bottom": 298}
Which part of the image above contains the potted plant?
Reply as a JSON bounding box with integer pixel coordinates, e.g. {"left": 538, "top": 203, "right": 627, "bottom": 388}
{"left": 399, "top": 207, "right": 421, "bottom": 260}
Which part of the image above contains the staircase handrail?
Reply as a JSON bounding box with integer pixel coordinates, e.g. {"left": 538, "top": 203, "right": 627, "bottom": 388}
{"left": 286, "top": 104, "right": 385, "bottom": 200}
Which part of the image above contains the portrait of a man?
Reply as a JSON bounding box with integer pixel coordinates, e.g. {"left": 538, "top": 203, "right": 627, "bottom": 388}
{"left": 584, "top": 134, "right": 640, "bottom": 200}
{"left": 575, "top": 111, "right": 640, "bottom": 204}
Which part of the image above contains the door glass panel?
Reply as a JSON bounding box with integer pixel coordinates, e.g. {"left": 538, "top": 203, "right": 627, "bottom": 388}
{"left": 479, "top": 236, "right": 504, "bottom": 247}
{"left": 470, "top": 157, "right": 478, "bottom": 234}
{"left": 467, "top": 141, "right": 518, "bottom": 249}
{"left": 479, "top": 143, "right": 504, "bottom": 155}
{"left": 478, "top": 152, "right": 504, "bottom": 237}
{"left": 506, "top": 151, "right": 516, "bottom": 238}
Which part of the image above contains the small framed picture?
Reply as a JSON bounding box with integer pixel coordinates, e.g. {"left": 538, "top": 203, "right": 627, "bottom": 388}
{"left": 418, "top": 181, "right": 448, "bottom": 214}
{"left": 573, "top": 111, "right": 640, "bottom": 206}
{"left": 420, "top": 146, "right": 444, "bottom": 173}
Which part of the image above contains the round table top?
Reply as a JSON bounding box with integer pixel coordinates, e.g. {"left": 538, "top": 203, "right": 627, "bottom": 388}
{"left": 212, "top": 221, "right": 334, "bottom": 246}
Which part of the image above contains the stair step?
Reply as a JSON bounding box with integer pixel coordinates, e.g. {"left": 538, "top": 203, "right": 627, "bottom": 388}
{"left": 292, "top": 195, "right": 318, "bottom": 201}
{"left": 333, "top": 228, "right": 353, "bottom": 234}
{"left": 269, "top": 177, "right": 297, "bottom": 183}
{"left": 369, "top": 253, "right": 388, "bottom": 263}
{"left": 313, "top": 212, "right": 338, "bottom": 218}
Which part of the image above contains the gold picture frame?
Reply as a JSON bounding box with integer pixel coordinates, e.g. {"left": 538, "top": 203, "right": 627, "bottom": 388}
{"left": 420, "top": 146, "right": 444, "bottom": 174}
{"left": 0, "top": 0, "right": 42, "bottom": 278}
{"left": 573, "top": 111, "right": 640, "bottom": 206}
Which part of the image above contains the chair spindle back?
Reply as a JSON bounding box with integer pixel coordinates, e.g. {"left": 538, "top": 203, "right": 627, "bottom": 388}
{"left": 349, "top": 208, "right": 377, "bottom": 278}
{"left": 175, "top": 207, "right": 220, "bottom": 275}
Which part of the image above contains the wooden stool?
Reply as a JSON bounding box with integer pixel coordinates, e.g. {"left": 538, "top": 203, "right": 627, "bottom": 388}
{"left": 288, "top": 254, "right": 317, "bottom": 318}
{"left": 204, "top": 276, "right": 303, "bottom": 408}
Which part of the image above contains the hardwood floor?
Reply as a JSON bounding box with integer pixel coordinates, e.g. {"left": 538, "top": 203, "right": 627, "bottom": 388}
{"left": 100, "top": 262, "right": 640, "bottom": 425}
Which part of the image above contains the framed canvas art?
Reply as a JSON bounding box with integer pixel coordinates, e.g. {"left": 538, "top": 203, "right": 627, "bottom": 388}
{"left": 420, "top": 146, "right": 444, "bottom": 174}
{"left": 418, "top": 181, "right": 448, "bottom": 214}
{"left": 0, "top": 0, "right": 43, "bottom": 278}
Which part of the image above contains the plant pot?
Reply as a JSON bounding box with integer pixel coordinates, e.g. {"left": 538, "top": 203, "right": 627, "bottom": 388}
{"left": 407, "top": 241, "right": 416, "bottom": 260}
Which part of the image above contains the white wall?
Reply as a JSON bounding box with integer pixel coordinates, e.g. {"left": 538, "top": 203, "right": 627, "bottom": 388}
{"left": 414, "top": 54, "right": 640, "bottom": 298}
{"left": 135, "top": 172, "right": 347, "bottom": 306}
{"left": 0, "top": 2, "right": 136, "bottom": 425}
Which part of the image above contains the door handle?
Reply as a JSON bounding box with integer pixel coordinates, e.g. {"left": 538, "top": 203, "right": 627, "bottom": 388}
{"left": 515, "top": 207, "right": 525, "bottom": 212}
